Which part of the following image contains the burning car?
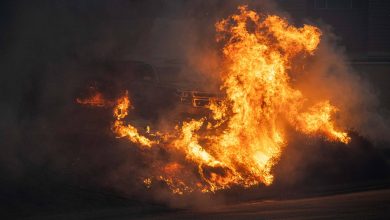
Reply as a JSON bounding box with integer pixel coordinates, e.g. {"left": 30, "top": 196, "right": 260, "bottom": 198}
{"left": 77, "top": 6, "right": 351, "bottom": 194}
{"left": 77, "top": 60, "right": 221, "bottom": 122}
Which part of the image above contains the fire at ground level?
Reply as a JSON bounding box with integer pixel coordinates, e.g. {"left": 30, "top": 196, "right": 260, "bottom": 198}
{"left": 2, "top": 0, "right": 390, "bottom": 219}
{"left": 2, "top": 60, "right": 389, "bottom": 219}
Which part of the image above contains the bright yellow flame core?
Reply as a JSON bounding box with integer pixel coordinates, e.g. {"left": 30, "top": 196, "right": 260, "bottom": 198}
{"left": 78, "top": 6, "right": 350, "bottom": 194}
{"left": 112, "top": 92, "right": 155, "bottom": 147}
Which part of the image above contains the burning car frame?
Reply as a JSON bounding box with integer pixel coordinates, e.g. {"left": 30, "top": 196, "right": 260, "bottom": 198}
{"left": 77, "top": 5, "right": 351, "bottom": 195}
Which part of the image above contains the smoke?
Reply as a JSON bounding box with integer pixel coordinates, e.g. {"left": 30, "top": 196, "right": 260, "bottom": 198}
{"left": 293, "top": 26, "right": 390, "bottom": 143}
{"left": 0, "top": 0, "right": 389, "bottom": 211}
{"left": 0, "top": 0, "right": 164, "bottom": 203}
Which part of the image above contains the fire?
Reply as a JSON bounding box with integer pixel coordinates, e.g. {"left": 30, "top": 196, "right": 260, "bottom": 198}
{"left": 77, "top": 6, "right": 350, "bottom": 194}
{"left": 112, "top": 92, "right": 155, "bottom": 147}
{"left": 76, "top": 91, "right": 109, "bottom": 107}
{"left": 77, "top": 90, "right": 155, "bottom": 147}
{"left": 294, "top": 101, "right": 350, "bottom": 143}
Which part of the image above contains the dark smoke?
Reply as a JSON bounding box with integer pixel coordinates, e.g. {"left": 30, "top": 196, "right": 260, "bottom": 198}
{"left": 0, "top": 0, "right": 389, "bottom": 214}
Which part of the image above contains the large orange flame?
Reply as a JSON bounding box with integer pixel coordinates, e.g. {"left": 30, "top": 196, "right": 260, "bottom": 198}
{"left": 77, "top": 6, "right": 350, "bottom": 194}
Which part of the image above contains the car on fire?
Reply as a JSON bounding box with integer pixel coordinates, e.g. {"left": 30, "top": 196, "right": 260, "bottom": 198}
{"left": 79, "top": 60, "right": 222, "bottom": 123}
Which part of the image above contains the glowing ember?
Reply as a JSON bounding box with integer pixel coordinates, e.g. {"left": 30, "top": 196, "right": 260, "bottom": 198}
{"left": 77, "top": 5, "right": 350, "bottom": 194}
{"left": 76, "top": 91, "right": 109, "bottom": 107}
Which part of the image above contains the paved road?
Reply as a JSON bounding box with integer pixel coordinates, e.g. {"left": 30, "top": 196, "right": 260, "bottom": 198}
{"left": 23, "top": 189, "right": 390, "bottom": 220}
